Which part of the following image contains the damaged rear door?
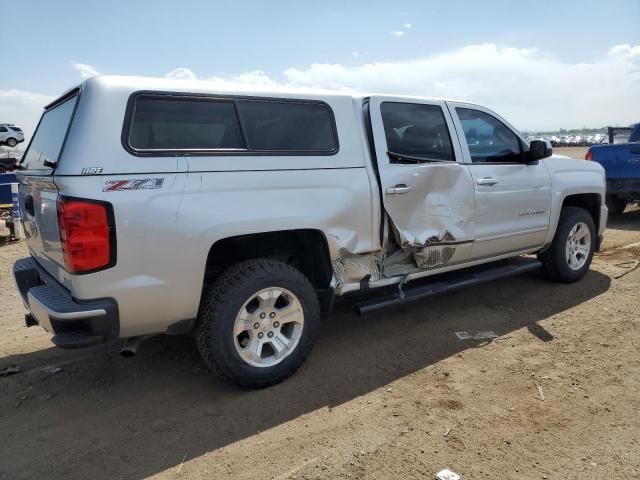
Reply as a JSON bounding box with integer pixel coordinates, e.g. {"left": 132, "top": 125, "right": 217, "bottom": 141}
{"left": 368, "top": 97, "right": 475, "bottom": 270}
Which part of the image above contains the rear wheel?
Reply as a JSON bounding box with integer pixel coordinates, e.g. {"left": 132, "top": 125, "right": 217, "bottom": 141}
{"left": 538, "top": 206, "right": 596, "bottom": 283}
{"left": 196, "top": 259, "right": 320, "bottom": 388}
{"left": 606, "top": 195, "right": 627, "bottom": 215}
{"left": 6, "top": 138, "right": 17, "bottom": 147}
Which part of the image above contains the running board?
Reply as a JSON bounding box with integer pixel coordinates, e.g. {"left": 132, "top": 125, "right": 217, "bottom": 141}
{"left": 353, "top": 257, "right": 541, "bottom": 315}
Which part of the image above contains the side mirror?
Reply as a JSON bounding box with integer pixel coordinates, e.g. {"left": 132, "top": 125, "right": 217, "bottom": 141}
{"left": 527, "top": 140, "right": 552, "bottom": 162}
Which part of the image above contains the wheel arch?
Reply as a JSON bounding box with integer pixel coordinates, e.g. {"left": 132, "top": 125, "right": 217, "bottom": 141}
{"left": 545, "top": 192, "right": 602, "bottom": 248}
{"left": 561, "top": 193, "right": 602, "bottom": 232}
{"left": 203, "top": 229, "right": 334, "bottom": 291}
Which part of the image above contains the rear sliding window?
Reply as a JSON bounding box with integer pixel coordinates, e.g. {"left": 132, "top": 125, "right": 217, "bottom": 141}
{"left": 22, "top": 94, "right": 78, "bottom": 171}
{"left": 127, "top": 95, "right": 337, "bottom": 154}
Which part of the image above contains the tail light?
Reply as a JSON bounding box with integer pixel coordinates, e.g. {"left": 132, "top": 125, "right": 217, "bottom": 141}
{"left": 585, "top": 150, "right": 593, "bottom": 160}
{"left": 57, "top": 196, "right": 116, "bottom": 273}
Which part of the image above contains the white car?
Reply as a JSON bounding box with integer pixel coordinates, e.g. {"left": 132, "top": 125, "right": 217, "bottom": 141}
{"left": 0, "top": 124, "right": 25, "bottom": 147}
{"left": 12, "top": 76, "right": 608, "bottom": 387}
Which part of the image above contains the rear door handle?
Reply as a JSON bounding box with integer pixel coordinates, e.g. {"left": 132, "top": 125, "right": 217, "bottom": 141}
{"left": 476, "top": 177, "right": 499, "bottom": 186}
{"left": 629, "top": 158, "right": 640, "bottom": 165}
{"left": 386, "top": 184, "right": 412, "bottom": 195}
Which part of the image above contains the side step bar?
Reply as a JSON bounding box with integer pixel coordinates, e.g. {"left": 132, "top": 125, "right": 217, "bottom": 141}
{"left": 353, "top": 257, "right": 541, "bottom": 314}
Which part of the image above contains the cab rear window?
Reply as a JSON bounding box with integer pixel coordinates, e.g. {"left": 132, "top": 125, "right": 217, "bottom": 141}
{"left": 126, "top": 94, "right": 338, "bottom": 155}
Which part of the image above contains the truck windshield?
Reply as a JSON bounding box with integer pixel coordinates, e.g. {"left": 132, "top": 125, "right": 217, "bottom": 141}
{"left": 21, "top": 94, "right": 78, "bottom": 171}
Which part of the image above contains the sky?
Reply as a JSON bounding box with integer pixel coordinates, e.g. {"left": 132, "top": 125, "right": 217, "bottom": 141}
{"left": 1, "top": 0, "right": 639, "bottom": 143}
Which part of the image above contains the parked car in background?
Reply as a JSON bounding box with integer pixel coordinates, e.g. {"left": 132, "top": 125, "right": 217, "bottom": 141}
{"left": 12, "top": 76, "right": 608, "bottom": 387}
{"left": 0, "top": 124, "right": 25, "bottom": 147}
{"left": 586, "top": 123, "right": 640, "bottom": 214}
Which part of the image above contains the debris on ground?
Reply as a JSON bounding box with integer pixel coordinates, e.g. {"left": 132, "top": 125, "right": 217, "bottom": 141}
{"left": 0, "top": 365, "right": 20, "bottom": 377}
{"left": 42, "top": 366, "right": 64, "bottom": 375}
{"left": 536, "top": 383, "right": 545, "bottom": 401}
{"left": 436, "top": 468, "right": 461, "bottom": 480}
{"left": 455, "top": 331, "right": 498, "bottom": 341}
{"left": 614, "top": 260, "right": 640, "bottom": 279}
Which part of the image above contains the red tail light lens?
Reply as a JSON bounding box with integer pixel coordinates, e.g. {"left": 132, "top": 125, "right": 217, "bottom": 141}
{"left": 57, "top": 197, "right": 115, "bottom": 273}
{"left": 585, "top": 150, "right": 593, "bottom": 160}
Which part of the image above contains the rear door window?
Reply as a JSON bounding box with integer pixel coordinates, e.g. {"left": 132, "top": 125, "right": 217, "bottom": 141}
{"left": 21, "top": 94, "right": 78, "bottom": 171}
{"left": 380, "top": 102, "right": 455, "bottom": 162}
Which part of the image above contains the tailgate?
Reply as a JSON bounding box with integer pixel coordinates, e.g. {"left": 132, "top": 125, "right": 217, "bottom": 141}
{"left": 19, "top": 174, "right": 66, "bottom": 277}
{"left": 18, "top": 91, "right": 79, "bottom": 282}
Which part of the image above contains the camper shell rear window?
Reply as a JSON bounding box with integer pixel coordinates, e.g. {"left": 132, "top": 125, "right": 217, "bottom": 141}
{"left": 21, "top": 91, "right": 79, "bottom": 171}
{"left": 124, "top": 92, "right": 339, "bottom": 156}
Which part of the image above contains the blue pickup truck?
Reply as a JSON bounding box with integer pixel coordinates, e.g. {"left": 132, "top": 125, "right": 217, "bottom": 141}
{"left": 586, "top": 123, "right": 640, "bottom": 215}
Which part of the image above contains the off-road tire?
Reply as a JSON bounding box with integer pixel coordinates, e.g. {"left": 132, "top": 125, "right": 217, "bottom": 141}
{"left": 6, "top": 138, "right": 17, "bottom": 148}
{"left": 606, "top": 195, "right": 627, "bottom": 216}
{"left": 195, "top": 259, "right": 320, "bottom": 388}
{"left": 538, "top": 206, "right": 596, "bottom": 283}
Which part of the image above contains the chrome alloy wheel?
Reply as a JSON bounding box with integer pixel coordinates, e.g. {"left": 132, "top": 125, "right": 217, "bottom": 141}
{"left": 565, "top": 222, "right": 591, "bottom": 271}
{"left": 233, "top": 287, "right": 304, "bottom": 368}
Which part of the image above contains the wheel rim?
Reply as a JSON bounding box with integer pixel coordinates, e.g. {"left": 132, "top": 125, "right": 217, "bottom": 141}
{"left": 7, "top": 139, "right": 16, "bottom": 147}
{"left": 233, "top": 287, "right": 304, "bottom": 368}
{"left": 565, "top": 222, "right": 591, "bottom": 271}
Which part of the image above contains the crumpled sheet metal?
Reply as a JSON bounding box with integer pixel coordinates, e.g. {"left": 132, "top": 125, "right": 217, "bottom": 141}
{"left": 409, "top": 230, "right": 458, "bottom": 269}
{"left": 386, "top": 163, "right": 475, "bottom": 269}
{"left": 332, "top": 252, "right": 383, "bottom": 287}
{"left": 389, "top": 164, "right": 474, "bottom": 249}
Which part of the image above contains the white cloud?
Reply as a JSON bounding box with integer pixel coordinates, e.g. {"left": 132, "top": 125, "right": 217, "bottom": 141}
{"left": 0, "top": 89, "right": 54, "bottom": 147}
{"left": 391, "top": 30, "right": 405, "bottom": 37}
{"left": 403, "top": 23, "right": 412, "bottom": 29}
{"left": 282, "top": 43, "right": 640, "bottom": 130}
{"left": 352, "top": 51, "right": 359, "bottom": 58}
{"left": 2, "top": 43, "right": 638, "bottom": 143}
{"left": 229, "top": 70, "right": 277, "bottom": 86}
{"left": 71, "top": 62, "right": 101, "bottom": 79}
{"left": 166, "top": 67, "right": 197, "bottom": 80}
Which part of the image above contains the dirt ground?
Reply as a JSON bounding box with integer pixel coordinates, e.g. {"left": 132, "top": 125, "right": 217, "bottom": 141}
{"left": 1, "top": 206, "right": 639, "bottom": 480}
{"left": 552, "top": 146, "right": 588, "bottom": 159}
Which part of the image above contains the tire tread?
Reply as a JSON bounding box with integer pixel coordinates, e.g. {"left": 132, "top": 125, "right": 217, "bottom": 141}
{"left": 196, "top": 259, "right": 320, "bottom": 388}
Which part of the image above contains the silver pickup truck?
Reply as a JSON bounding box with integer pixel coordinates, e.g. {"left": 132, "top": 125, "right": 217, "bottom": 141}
{"left": 13, "top": 76, "right": 607, "bottom": 387}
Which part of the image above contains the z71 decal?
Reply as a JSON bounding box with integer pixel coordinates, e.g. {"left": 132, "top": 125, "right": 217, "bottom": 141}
{"left": 103, "top": 178, "right": 165, "bottom": 192}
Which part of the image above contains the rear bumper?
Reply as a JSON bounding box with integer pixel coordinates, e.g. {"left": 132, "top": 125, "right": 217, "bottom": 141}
{"left": 12, "top": 257, "right": 119, "bottom": 349}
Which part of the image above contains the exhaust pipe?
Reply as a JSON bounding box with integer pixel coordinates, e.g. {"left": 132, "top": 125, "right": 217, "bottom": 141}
{"left": 120, "top": 335, "right": 153, "bottom": 357}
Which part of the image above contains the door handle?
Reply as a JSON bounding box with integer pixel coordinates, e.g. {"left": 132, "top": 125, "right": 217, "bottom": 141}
{"left": 386, "top": 185, "right": 412, "bottom": 195}
{"left": 629, "top": 158, "right": 640, "bottom": 165}
{"left": 476, "top": 177, "right": 499, "bottom": 186}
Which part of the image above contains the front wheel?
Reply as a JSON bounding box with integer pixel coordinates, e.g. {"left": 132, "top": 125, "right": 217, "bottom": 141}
{"left": 538, "top": 206, "right": 596, "bottom": 283}
{"left": 6, "top": 138, "right": 17, "bottom": 147}
{"left": 196, "top": 259, "right": 320, "bottom": 388}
